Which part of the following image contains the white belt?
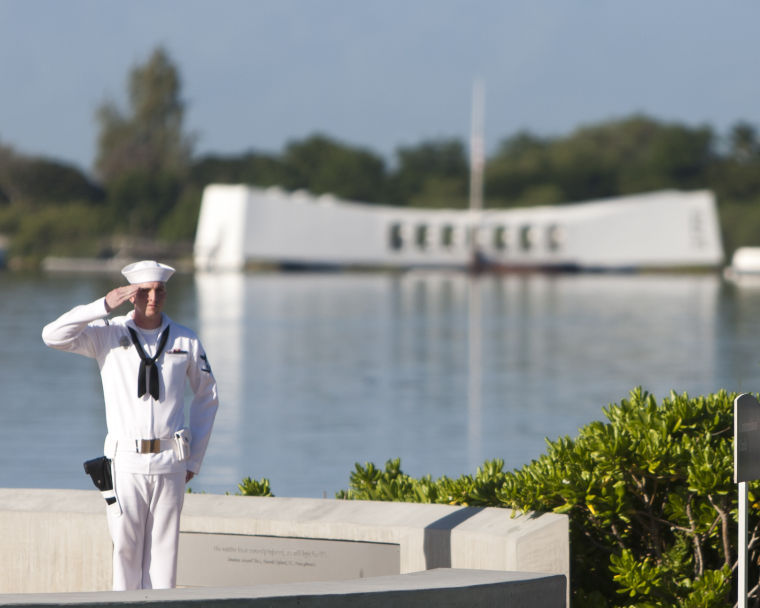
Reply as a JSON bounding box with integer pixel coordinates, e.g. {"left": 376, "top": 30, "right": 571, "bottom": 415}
{"left": 118, "top": 438, "right": 174, "bottom": 454}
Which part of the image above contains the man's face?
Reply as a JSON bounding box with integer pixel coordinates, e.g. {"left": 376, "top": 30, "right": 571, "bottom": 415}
{"left": 130, "top": 281, "right": 167, "bottom": 322}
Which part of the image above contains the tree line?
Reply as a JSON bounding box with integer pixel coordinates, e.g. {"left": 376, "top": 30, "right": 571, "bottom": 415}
{"left": 1, "top": 46, "right": 759, "bottom": 267}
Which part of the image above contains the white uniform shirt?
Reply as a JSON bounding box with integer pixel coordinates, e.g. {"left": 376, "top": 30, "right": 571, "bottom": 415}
{"left": 42, "top": 297, "right": 219, "bottom": 475}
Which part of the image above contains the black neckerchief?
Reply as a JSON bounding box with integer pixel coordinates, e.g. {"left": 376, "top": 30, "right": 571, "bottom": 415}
{"left": 127, "top": 326, "right": 170, "bottom": 400}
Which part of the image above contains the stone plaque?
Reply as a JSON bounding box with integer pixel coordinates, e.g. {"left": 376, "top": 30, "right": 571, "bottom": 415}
{"left": 177, "top": 532, "right": 400, "bottom": 587}
{"left": 734, "top": 393, "right": 760, "bottom": 483}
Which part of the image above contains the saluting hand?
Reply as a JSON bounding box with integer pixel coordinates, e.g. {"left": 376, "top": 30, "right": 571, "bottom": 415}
{"left": 105, "top": 285, "right": 139, "bottom": 312}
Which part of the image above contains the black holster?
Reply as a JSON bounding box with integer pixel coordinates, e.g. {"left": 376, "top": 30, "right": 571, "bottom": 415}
{"left": 83, "top": 456, "right": 115, "bottom": 504}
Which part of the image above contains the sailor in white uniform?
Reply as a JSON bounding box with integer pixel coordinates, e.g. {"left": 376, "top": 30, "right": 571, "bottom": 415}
{"left": 42, "top": 260, "right": 219, "bottom": 590}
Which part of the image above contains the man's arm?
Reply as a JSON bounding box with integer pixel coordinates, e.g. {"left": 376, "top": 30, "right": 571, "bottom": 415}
{"left": 42, "top": 285, "right": 139, "bottom": 354}
{"left": 42, "top": 298, "right": 109, "bottom": 354}
{"left": 185, "top": 340, "right": 219, "bottom": 476}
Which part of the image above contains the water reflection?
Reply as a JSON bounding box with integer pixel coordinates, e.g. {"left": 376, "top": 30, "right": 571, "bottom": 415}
{"left": 468, "top": 277, "right": 482, "bottom": 474}
{"left": 1, "top": 270, "right": 753, "bottom": 497}
{"left": 194, "top": 272, "right": 245, "bottom": 487}
{"left": 716, "top": 279, "right": 760, "bottom": 392}
{"left": 193, "top": 271, "right": 726, "bottom": 497}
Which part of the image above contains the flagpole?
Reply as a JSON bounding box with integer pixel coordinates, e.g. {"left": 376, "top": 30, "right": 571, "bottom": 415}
{"left": 469, "top": 79, "right": 485, "bottom": 267}
{"left": 469, "top": 78, "right": 485, "bottom": 214}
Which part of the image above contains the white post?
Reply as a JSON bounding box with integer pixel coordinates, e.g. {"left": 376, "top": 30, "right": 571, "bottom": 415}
{"left": 739, "top": 480, "right": 748, "bottom": 608}
{"left": 735, "top": 394, "right": 760, "bottom": 608}
{"left": 468, "top": 79, "right": 485, "bottom": 264}
{"left": 468, "top": 78, "right": 485, "bottom": 214}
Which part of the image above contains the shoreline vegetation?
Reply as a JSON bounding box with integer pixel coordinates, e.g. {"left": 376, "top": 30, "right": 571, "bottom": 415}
{"left": 2, "top": 47, "right": 760, "bottom": 271}
{"left": 235, "top": 388, "right": 747, "bottom": 608}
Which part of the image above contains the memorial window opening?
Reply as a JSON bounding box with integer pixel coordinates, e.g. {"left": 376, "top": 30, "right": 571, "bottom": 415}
{"left": 389, "top": 223, "right": 404, "bottom": 251}
{"left": 441, "top": 225, "right": 455, "bottom": 249}
{"left": 547, "top": 224, "right": 564, "bottom": 252}
{"left": 415, "top": 225, "right": 429, "bottom": 250}
{"left": 493, "top": 226, "right": 508, "bottom": 251}
{"left": 519, "top": 225, "right": 533, "bottom": 251}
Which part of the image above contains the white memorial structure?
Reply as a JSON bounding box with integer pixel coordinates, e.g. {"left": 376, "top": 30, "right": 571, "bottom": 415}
{"left": 193, "top": 185, "right": 724, "bottom": 272}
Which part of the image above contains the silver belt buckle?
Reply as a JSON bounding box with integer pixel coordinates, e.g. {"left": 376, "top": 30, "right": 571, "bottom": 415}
{"left": 136, "top": 439, "right": 160, "bottom": 454}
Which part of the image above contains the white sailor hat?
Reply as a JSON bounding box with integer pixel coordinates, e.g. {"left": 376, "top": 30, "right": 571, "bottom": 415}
{"left": 121, "top": 260, "right": 175, "bottom": 284}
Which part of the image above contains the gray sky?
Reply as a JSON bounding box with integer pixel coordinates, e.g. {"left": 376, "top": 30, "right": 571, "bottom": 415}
{"left": 1, "top": 0, "right": 758, "bottom": 175}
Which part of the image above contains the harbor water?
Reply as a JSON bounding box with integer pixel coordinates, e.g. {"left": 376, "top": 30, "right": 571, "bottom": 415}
{"left": 2, "top": 270, "right": 759, "bottom": 498}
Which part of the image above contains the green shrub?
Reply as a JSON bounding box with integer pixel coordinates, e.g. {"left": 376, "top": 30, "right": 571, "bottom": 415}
{"left": 236, "top": 476, "right": 274, "bottom": 497}
{"left": 334, "top": 388, "right": 753, "bottom": 607}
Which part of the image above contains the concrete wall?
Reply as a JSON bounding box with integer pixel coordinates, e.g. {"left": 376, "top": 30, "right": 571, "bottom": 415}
{"left": 0, "top": 489, "right": 111, "bottom": 593}
{"left": 0, "top": 488, "right": 568, "bottom": 600}
{"left": 0, "top": 569, "right": 566, "bottom": 607}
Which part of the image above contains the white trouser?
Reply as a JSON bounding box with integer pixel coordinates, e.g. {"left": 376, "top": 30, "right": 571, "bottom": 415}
{"left": 107, "top": 467, "right": 186, "bottom": 590}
